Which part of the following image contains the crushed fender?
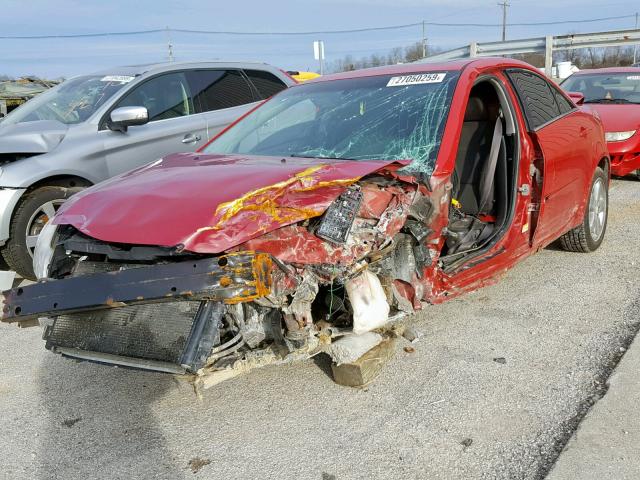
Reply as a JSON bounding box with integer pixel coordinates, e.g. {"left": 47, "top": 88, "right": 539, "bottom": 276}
{"left": 0, "top": 162, "right": 479, "bottom": 386}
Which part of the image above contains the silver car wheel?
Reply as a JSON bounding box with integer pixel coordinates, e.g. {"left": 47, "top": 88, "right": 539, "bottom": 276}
{"left": 588, "top": 177, "right": 606, "bottom": 242}
{"left": 25, "top": 200, "right": 63, "bottom": 258}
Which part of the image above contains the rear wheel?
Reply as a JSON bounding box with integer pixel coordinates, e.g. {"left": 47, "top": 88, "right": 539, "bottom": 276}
{"left": 559, "top": 167, "right": 608, "bottom": 253}
{"left": 1, "top": 186, "right": 83, "bottom": 279}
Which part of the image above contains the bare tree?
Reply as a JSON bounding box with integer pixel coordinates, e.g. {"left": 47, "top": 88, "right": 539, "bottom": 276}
{"left": 369, "top": 53, "right": 384, "bottom": 67}
{"left": 557, "top": 48, "right": 582, "bottom": 67}
{"left": 514, "top": 52, "right": 545, "bottom": 67}
{"left": 404, "top": 42, "right": 423, "bottom": 63}
{"left": 387, "top": 47, "right": 404, "bottom": 65}
{"left": 585, "top": 48, "right": 601, "bottom": 68}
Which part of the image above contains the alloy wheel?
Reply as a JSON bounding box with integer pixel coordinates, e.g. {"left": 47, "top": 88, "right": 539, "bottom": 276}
{"left": 25, "top": 200, "right": 64, "bottom": 257}
{"left": 588, "top": 177, "right": 607, "bottom": 242}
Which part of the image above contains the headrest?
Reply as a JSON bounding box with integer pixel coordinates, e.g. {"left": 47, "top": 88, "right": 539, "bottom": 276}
{"left": 464, "top": 96, "right": 488, "bottom": 122}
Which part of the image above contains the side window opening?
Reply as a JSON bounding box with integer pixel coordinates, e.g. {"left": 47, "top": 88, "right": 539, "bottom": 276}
{"left": 441, "top": 79, "right": 519, "bottom": 270}
{"left": 244, "top": 69, "right": 288, "bottom": 99}
{"left": 187, "top": 70, "right": 256, "bottom": 113}
{"left": 115, "top": 72, "right": 193, "bottom": 122}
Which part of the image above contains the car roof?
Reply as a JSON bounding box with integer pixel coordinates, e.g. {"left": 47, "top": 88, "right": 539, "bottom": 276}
{"left": 569, "top": 67, "right": 640, "bottom": 75}
{"left": 89, "top": 61, "right": 282, "bottom": 77}
{"left": 308, "top": 57, "right": 538, "bottom": 83}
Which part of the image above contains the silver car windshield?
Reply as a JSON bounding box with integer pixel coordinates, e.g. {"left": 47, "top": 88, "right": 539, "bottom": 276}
{"left": 204, "top": 71, "right": 460, "bottom": 176}
{"left": 2, "top": 74, "right": 134, "bottom": 126}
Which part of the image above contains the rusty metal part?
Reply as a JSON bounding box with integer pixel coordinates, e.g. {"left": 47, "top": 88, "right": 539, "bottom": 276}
{"left": 1, "top": 252, "right": 272, "bottom": 323}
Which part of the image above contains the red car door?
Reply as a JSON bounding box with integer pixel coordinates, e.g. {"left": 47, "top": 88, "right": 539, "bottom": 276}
{"left": 505, "top": 69, "right": 590, "bottom": 247}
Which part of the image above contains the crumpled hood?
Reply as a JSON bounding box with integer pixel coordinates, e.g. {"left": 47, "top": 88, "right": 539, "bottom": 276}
{"left": 54, "top": 153, "right": 398, "bottom": 253}
{"left": 0, "top": 120, "right": 68, "bottom": 154}
{"left": 586, "top": 104, "right": 640, "bottom": 133}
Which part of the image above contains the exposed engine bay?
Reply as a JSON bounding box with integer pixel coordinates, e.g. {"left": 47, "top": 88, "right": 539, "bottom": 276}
{"left": 2, "top": 165, "right": 452, "bottom": 388}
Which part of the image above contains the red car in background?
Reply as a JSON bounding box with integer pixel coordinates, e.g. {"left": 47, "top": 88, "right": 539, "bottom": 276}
{"left": 2, "top": 58, "right": 609, "bottom": 387}
{"left": 562, "top": 67, "right": 640, "bottom": 179}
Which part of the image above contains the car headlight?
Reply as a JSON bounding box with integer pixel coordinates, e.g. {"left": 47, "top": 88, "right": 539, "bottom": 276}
{"left": 33, "top": 221, "right": 58, "bottom": 280}
{"left": 605, "top": 130, "right": 636, "bottom": 142}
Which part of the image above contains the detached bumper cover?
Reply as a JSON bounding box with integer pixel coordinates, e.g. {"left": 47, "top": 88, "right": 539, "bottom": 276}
{"left": 1, "top": 251, "right": 272, "bottom": 323}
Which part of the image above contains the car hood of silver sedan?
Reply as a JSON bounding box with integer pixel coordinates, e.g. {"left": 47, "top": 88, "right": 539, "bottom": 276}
{"left": 0, "top": 120, "right": 69, "bottom": 154}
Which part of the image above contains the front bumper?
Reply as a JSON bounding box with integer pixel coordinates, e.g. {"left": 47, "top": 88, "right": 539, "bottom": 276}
{"left": 608, "top": 136, "right": 640, "bottom": 177}
{"left": 1, "top": 252, "right": 273, "bottom": 373}
{"left": 610, "top": 151, "right": 640, "bottom": 177}
{"left": 0, "top": 188, "right": 26, "bottom": 245}
{"left": 1, "top": 252, "right": 272, "bottom": 323}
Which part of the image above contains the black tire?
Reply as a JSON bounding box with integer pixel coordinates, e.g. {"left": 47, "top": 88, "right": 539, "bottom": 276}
{"left": 0, "top": 254, "right": 9, "bottom": 271}
{"left": 1, "top": 186, "right": 83, "bottom": 279}
{"left": 559, "top": 167, "right": 608, "bottom": 253}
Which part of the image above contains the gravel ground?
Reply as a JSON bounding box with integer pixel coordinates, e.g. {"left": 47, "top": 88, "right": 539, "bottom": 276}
{"left": 1, "top": 178, "right": 639, "bottom": 480}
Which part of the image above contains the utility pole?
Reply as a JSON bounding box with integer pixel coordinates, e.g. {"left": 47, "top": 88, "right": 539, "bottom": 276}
{"left": 422, "top": 20, "right": 427, "bottom": 58}
{"left": 313, "top": 40, "right": 325, "bottom": 75}
{"left": 634, "top": 12, "right": 638, "bottom": 64}
{"left": 166, "top": 26, "right": 174, "bottom": 62}
{"left": 498, "top": 1, "right": 510, "bottom": 42}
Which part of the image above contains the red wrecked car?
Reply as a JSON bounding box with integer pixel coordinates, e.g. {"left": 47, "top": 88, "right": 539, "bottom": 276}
{"left": 1, "top": 58, "right": 609, "bottom": 387}
{"left": 562, "top": 67, "right": 640, "bottom": 179}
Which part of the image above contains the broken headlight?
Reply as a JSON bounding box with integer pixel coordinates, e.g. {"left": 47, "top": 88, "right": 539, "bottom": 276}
{"left": 33, "top": 221, "right": 58, "bottom": 280}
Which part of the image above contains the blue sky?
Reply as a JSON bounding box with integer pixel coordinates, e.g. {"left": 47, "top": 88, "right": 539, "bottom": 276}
{"left": 1, "top": 0, "right": 638, "bottom": 78}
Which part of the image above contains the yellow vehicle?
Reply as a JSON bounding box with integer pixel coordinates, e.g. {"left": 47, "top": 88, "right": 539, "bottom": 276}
{"left": 287, "top": 71, "right": 321, "bottom": 82}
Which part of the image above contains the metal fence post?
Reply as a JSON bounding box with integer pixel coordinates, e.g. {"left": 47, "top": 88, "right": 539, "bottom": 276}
{"left": 545, "top": 35, "right": 553, "bottom": 77}
{"left": 469, "top": 42, "right": 478, "bottom": 57}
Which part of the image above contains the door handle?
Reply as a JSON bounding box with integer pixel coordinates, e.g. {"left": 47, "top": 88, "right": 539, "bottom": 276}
{"left": 182, "top": 133, "right": 202, "bottom": 144}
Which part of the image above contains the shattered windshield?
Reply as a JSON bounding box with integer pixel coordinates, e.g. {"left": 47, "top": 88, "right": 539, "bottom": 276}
{"left": 562, "top": 73, "right": 640, "bottom": 104}
{"left": 205, "top": 71, "right": 460, "bottom": 176}
{"left": 2, "top": 74, "right": 134, "bottom": 126}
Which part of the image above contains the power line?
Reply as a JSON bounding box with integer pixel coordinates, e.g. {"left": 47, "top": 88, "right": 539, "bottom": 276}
{"left": 0, "top": 14, "right": 637, "bottom": 40}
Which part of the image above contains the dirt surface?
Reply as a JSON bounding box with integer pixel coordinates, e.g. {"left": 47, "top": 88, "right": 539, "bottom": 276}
{"left": 1, "top": 178, "right": 639, "bottom": 480}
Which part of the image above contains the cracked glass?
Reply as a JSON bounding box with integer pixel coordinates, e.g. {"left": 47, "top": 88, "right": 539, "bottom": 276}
{"left": 205, "top": 71, "right": 460, "bottom": 177}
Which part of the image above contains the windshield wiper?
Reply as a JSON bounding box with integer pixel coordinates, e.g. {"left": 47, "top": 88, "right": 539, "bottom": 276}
{"left": 585, "top": 98, "right": 637, "bottom": 104}
{"left": 289, "top": 153, "right": 356, "bottom": 161}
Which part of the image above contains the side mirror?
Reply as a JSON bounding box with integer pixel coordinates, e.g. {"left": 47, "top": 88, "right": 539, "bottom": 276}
{"left": 108, "top": 106, "right": 149, "bottom": 133}
{"left": 566, "top": 91, "right": 585, "bottom": 106}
